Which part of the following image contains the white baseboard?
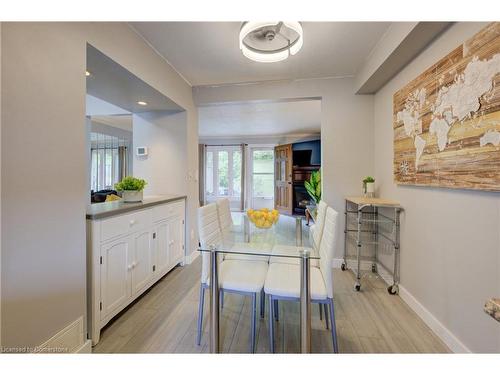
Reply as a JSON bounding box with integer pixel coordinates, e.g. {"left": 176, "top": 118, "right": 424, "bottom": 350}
{"left": 398, "top": 285, "right": 470, "bottom": 353}
{"left": 184, "top": 250, "right": 199, "bottom": 265}
{"left": 332, "top": 258, "right": 470, "bottom": 353}
{"left": 37, "top": 316, "right": 85, "bottom": 353}
{"left": 75, "top": 339, "right": 92, "bottom": 353}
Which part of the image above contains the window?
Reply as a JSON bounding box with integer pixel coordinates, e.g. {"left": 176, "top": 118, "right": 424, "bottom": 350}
{"left": 252, "top": 149, "right": 274, "bottom": 198}
{"left": 90, "top": 132, "right": 129, "bottom": 192}
{"left": 205, "top": 146, "right": 242, "bottom": 201}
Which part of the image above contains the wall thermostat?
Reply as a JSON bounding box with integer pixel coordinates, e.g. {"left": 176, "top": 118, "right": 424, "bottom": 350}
{"left": 136, "top": 147, "right": 148, "bottom": 156}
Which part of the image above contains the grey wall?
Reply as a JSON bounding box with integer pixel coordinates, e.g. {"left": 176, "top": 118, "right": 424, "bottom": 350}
{"left": 373, "top": 22, "right": 500, "bottom": 352}
{"left": 194, "top": 77, "right": 374, "bottom": 259}
{"left": 1, "top": 22, "right": 198, "bottom": 348}
{"left": 133, "top": 111, "right": 188, "bottom": 196}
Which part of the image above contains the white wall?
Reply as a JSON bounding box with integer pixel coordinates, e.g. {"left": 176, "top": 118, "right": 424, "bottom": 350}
{"left": 133, "top": 111, "right": 187, "bottom": 196}
{"left": 1, "top": 22, "right": 198, "bottom": 349}
{"left": 194, "top": 77, "right": 374, "bottom": 259}
{"left": 374, "top": 22, "right": 500, "bottom": 353}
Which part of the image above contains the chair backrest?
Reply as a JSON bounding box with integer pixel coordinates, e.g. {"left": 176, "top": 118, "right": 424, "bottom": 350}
{"left": 318, "top": 207, "right": 339, "bottom": 299}
{"left": 216, "top": 198, "right": 233, "bottom": 234}
{"left": 311, "top": 201, "right": 328, "bottom": 250}
{"left": 198, "top": 203, "right": 223, "bottom": 284}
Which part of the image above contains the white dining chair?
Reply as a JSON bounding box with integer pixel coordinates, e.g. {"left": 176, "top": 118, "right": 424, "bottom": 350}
{"left": 270, "top": 200, "right": 327, "bottom": 266}
{"left": 197, "top": 203, "right": 268, "bottom": 353}
{"left": 216, "top": 198, "right": 270, "bottom": 263}
{"left": 269, "top": 201, "right": 328, "bottom": 324}
{"left": 216, "top": 198, "right": 234, "bottom": 235}
{"left": 264, "top": 206, "right": 339, "bottom": 353}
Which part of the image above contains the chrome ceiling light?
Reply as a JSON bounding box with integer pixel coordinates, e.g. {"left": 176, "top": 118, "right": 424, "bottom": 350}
{"left": 239, "top": 22, "right": 303, "bottom": 63}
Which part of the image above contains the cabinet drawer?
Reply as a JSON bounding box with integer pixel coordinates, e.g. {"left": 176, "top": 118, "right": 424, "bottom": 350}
{"left": 152, "top": 200, "right": 185, "bottom": 222}
{"left": 101, "top": 209, "right": 152, "bottom": 242}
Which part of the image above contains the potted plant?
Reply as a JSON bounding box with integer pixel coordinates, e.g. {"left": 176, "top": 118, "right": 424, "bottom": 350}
{"left": 304, "top": 170, "right": 321, "bottom": 218}
{"left": 363, "top": 176, "right": 375, "bottom": 197}
{"left": 115, "top": 176, "right": 147, "bottom": 203}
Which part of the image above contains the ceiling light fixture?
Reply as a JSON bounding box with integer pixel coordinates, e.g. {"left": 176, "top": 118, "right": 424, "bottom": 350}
{"left": 239, "top": 21, "right": 303, "bottom": 63}
{"left": 137, "top": 101, "right": 148, "bottom": 106}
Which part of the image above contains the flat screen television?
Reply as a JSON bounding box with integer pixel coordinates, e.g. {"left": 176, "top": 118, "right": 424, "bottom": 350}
{"left": 293, "top": 150, "right": 312, "bottom": 166}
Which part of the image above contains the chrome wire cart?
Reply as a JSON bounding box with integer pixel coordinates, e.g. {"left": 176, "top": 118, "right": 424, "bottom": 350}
{"left": 341, "top": 197, "right": 402, "bottom": 295}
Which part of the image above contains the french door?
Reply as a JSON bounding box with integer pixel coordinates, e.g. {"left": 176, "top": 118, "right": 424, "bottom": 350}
{"left": 205, "top": 146, "right": 242, "bottom": 209}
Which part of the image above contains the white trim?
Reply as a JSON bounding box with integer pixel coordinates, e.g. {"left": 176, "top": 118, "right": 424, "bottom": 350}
{"left": 184, "top": 249, "right": 200, "bottom": 265}
{"left": 398, "top": 285, "right": 470, "bottom": 353}
{"left": 76, "top": 340, "right": 92, "bottom": 354}
{"left": 37, "top": 316, "right": 85, "bottom": 353}
{"left": 332, "top": 258, "right": 470, "bottom": 353}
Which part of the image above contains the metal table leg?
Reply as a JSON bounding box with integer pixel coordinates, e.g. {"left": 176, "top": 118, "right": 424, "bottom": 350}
{"left": 355, "top": 207, "right": 362, "bottom": 291}
{"left": 296, "top": 216, "right": 303, "bottom": 247}
{"left": 300, "top": 249, "right": 311, "bottom": 353}
{"left": 209, "top": 248, "right": 220, "bottom": 353}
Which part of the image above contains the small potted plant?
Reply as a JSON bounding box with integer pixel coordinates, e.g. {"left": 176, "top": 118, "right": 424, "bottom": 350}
{"left": 115, "top": 176, "right": 147, "bottom": 203}
{"left": 363, "top": 176, "right": 375, "bottom": 197}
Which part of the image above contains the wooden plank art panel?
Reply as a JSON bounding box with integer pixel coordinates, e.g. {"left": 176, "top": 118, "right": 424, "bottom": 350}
{"left": 393, "top": 22, "right": 500, "bottom": 191}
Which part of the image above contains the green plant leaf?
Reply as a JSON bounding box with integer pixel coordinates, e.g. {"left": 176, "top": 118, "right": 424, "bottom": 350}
{"left": 115, "top": 176, "right": 147, "bottom": 191}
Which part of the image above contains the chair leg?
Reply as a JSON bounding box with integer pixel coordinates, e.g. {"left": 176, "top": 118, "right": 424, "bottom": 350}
{"left": 196, "top": 284, "right": 205, "bottom": 346}
{"left": 220, "top": 290, "right": 224, "bottom": 310}
{"left": 319, "top": 303, "right": 323, "bottom": 320}
{"left": 328, "top": 298, "right": 339, "bottom": 353}
{"left": 324, "top": 303, "right": 330, "bottom": 330}
{"left": 274, "top": 300, "right": 279, "bottom": 321}
{"left": 269, "top": 295, "right": 275, "bottom": 353}
{"left": 260, "top": 289, "right": 265, "bottom": 318}
{"left": 251, "top": 293, "right": 257, "bottom": 353}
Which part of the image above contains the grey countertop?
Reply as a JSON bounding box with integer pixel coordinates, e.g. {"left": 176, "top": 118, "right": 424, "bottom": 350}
{"left": 86, "top": 194, "right": 186, "bottom": 220}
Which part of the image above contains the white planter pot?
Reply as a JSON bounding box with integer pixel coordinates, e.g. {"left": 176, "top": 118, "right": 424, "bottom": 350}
{"left": 365, "top": 182, "right": 375, "bottom": 197}
{"left": 121, "top": 190, "right": 143, "bottom": 203}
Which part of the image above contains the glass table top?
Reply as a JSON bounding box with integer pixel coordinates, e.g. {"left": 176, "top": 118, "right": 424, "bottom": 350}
{"left": 198, "top": 213, "right": 320, "bottom": 259}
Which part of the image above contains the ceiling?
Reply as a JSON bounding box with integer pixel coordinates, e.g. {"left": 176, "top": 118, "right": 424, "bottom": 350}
{"left": 86, "top": 44, "right": 184, "bottom": 113}
{"left": 198, "top": 100, "right": 321, "bottom": 138}
{"left": 130, "top": 22, "right": 391, "bottom": 86}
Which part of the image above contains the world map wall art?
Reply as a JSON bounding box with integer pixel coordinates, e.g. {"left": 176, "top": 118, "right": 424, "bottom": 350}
{"left": 393, "top": 22, "right": 500, "bottom": 191}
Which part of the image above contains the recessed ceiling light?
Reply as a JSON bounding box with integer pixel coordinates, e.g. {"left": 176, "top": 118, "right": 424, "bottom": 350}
{"left": 85, "top": 70, "right": 91, "bottom": 77}
{"left": 137, "top": 101, "right": 148, "bottom": 106}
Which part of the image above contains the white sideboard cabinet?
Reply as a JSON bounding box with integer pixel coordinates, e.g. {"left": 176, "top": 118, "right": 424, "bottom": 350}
{"left": 86, "top": 196, "right": 186, "bottom": 345}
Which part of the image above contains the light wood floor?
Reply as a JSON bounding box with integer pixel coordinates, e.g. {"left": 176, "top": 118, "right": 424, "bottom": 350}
{"left": 93, "top": 257, "right": 450, "bottom": 353}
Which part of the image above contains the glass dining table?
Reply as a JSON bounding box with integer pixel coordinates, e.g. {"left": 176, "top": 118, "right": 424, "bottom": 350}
{"left": 198, "top": 213, "right": 320, "bottom": 354}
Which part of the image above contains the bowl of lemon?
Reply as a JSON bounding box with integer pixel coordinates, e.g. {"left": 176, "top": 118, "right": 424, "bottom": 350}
{"left": 246, "top": 208, "right": 280, "bottom": 229}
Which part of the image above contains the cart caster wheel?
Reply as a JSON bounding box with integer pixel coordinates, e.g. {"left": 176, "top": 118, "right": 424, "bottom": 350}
{"left": 341, "top": 263, "right": 347, "bottom": 271}
{"left": 371, "top": 264, "right": 377, "bottom": 273}
{"left": 354, "top": 283, "right": 361, "bottom": 292}
{"left": 388, "top": 285, "right": 399, "bottom": 295}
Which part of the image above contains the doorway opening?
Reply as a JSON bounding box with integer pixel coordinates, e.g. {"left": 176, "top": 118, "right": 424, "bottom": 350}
{"left": 199, "top": 98, "right": 321, "bottom": 216}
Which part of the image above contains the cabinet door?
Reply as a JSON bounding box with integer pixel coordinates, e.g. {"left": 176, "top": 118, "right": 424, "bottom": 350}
{"left": 168, "top": 215, "right": 185, "bottom": 266}
{"left": 101, "top": 237, "right": 132, "bottom": 318}
{"left": 154, "top": 221, "right": 170, "bottom": 275}
{"left": 131, "top": 229, "right": 154, "bottom": 294}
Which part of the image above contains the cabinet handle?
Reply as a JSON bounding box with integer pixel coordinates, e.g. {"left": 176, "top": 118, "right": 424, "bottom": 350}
{"left": 127, "top": 264, "right": 133, "bottom": 270}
